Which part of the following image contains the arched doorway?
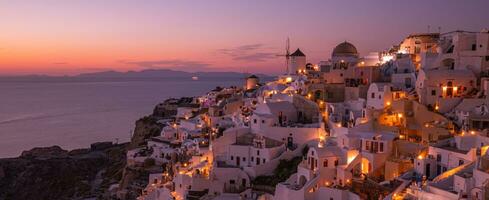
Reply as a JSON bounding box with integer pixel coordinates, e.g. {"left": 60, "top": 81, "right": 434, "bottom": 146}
{"left": 361, "top": 158, "right": 371, "bottom": 174}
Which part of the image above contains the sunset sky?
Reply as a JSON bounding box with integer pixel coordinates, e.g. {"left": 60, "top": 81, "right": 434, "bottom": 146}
{"left": 1, "top": 0, "right": 488, "bottom": 76}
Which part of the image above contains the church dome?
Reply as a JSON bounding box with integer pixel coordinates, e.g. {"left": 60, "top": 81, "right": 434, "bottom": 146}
{"left": 332, "top": 41, "right": 358, "bottom": 57}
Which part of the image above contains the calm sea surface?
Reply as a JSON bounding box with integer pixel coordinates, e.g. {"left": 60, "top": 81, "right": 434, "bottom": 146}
{"left": 0, "top": 77, "right": 243, "bottom": 158}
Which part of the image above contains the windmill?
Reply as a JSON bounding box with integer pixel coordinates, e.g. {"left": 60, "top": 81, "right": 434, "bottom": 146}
{"left": 276, "top": 37, "right": 291, "bottom": 75}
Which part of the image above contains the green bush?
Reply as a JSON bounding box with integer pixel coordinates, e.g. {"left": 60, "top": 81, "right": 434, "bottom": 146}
{"left": 252, "top": 156, "right": 303, "bottom": 187}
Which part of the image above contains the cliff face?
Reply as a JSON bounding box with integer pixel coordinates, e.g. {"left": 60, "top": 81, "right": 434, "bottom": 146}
{"left": 0, "top": 143, "right": 126, "bottom": 200}
{"left": 128, "top": 116, "right": 163, "bottom": 150}
{"left": 117, "top": 115, "right": 164, "bottom": 200}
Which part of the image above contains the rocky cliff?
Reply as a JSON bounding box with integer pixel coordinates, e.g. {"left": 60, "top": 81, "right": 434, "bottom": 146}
{"left": 0, "top": 143, "right": 126, "bottom": 200}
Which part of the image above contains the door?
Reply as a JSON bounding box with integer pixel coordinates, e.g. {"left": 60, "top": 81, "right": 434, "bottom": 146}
{"left": 425, "top": 163, "right": 431, "bottom": 178}
{"left": 236, "top": 156, "right": 240, "bottom": 166}
{"left": 287, "top": 136, "right": 293, "bottom": 148}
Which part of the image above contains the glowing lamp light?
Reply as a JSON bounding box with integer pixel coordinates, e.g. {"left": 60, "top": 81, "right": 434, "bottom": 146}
{"left": 336, "top": 123, "right": 341, "bottom": 128}
{"left": 386, "top": 101, "right": 391, "bottom": 106}
{"left": 285, "top": 77, "right": 292, "bottom": 83}
{"left": 417, "top": 155, "right": 423, "bottom": 160}
{"left": 470, "top": 131, "right": 475, "bottom": 135}
{"left": 442, "top": 86, "right": 447, "bottom": 91}
{"left": 397, "top": 113, "right": 403, "bottom": 118}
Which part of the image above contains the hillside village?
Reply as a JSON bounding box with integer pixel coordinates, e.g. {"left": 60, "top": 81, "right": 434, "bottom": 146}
{"left": 118, "top": 29, "right": 489, "bottom": 200}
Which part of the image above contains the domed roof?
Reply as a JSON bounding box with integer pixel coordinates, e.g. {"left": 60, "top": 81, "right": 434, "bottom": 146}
{"left": 332, "top": 41, "right": 358, "bottom": 57}
{"left": 248, "top": 74, "right": 258, "bottom": 79}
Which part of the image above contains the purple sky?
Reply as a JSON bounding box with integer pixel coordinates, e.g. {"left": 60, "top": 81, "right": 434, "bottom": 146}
{"left": 1, "top": 0, "right": 488, "bottom": 75}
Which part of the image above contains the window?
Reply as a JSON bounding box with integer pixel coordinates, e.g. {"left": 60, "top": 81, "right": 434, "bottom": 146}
{"left": 378, "top": 94, "right": 382, "bottom": 99}
{"left": 472, "top": 44, "right": 477, "bottom": 51}
{"left": 257, "top": 150, "right": 260, "bottom": 155}
{"left": 436, "top": 154, "right": 442, "bottom": 162}
{"left": 251, "top": 157, "right": 254, "bottom": 161}
{"left": 231, "top": 156, "right": 234, "bottom": 160}
{"left": 340, "top": 73, "right": 343, "bottom": 77}
{"left": 263, "top": 158, "right": 266, "bottom": 164}
{"left": 431, "top": 90, "right": 436, "bottom": 96}
{"left": 262, "top": 120, "right": 265, "bottom": 124}
{"left": 230, "top": 180, "right": 235, "bottom": 184}
{"left": 371, "top": 93, "right": 375, "bottom": 98}
{"left": 243, "top": 157, "right": 246, "bottom": 161}
{"left": 459, "top": 160, "right": 464, "bottom": 166}
{"left": 311, "top": 150, "right": 314, "bottom": 156}
{"left": 323, "top": 160, "right": 328, "bottom": 167}
{"left": 253, "top": 119, "right": 257, "bottom": 124}
{"left": 334, "top": 159, "right": 339, "bottom": 166}
{"left": 380, "top": 142, "right": 384, "bottom": 152}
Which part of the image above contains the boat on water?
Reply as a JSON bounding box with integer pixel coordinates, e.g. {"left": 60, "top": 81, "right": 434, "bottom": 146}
{"left": 191, "top": 76, "right": 199, "bottom": 81}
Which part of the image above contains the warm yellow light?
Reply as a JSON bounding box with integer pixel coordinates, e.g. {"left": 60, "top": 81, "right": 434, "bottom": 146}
{"left": 346, "top": 179, "right": 350, "bottom": 183}
{"left": 417, "top": 155, "right": 423, "bottom": 160}
{"left": 361, "top": 61, "right": 365, "bottom": 65}
{"left": 481, "top": 145, "right": 489, "bottom": 156}
{"left": 285, "top": 77, "right": 292, "bottom": 83}
{"left": 397, "top": 113, "right": 403, "bottom": 118}
{"left": 453, "top": 87, "right": 458, "bottom": 92}
{"left": 461, "top": 131, "right": 465, "bottom": 136}
{"left": 336, "top": 123, "right": 341, "bottom": 128}
{"left": 442, "top": 86, "right": 447, "bottom": 91}
{"left": 470, "top": 131, "right": 475, "bottom": 135}
{"left": 435, "top": 105, "right": 439, "bottom": 110}
{"left": 399, "top": 135, "right": 405, "bottom": 139}
{"left": 386, "top": 101, "right": 391, "bottom": 106}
